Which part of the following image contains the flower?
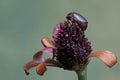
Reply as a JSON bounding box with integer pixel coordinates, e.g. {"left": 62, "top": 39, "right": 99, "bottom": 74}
{"left": 23, "top": 12, "right": 117, "bottom": 78}
{"left": 52, "top": 21, "right": 92, "bottom": 70}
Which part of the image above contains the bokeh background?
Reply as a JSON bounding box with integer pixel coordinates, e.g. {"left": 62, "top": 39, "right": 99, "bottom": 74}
{"left": 0, "top": 0, "right": 119, "bottom": 80}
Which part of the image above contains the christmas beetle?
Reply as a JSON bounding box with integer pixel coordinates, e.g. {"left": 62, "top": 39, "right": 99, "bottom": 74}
{"left": 66, "top": 12, "right": 88, "bottom": 31}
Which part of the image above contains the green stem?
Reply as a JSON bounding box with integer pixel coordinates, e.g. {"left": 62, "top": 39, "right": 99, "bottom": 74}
{"left": 75, "top": 67, "right": 87, "bottom": 80}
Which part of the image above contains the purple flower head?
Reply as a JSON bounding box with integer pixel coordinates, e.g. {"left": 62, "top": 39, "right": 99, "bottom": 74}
{"left": 52, "top": 21, "right": 92, "bottom": 70}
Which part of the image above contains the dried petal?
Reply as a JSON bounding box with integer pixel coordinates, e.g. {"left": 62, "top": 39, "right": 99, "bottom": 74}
{"left": 45, "top": 58, "right": 64, "bottom": 68}
{"left": 41, "top": 37, "right": 56, "bottom": 49}
{"left": 89, "top": 50, "right": 117, "bottom": 67}
{"left": 33, "top": 47, "right": 53, "bottom": 61}
{"left": 36, "top": 62, "right": 47, "bottom": 75}
{"left": 24, "top": 60, "right": 40, "bottom": 75}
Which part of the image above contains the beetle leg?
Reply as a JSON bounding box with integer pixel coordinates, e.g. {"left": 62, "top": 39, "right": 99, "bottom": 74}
{"left": 41, "top": 37, "right": 56, "bottom": 49}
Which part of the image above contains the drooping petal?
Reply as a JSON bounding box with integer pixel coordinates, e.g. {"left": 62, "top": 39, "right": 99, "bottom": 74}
{"left": 89, "top": 50, "right": 117, "bottom": 67}
{"left": 45, "top": 58, "right": 64, "bottom": 68}
{"left": 41, "top": 37, "right": 56, "bottom": 49}
{"left": 36, "top": 59, "right": 64, "bottom": 76}
{"left": 36, "top": 62, "right": 47, "bottom": 76}
{"left": 24, "top": 60, "right": 40, "bottom": 75}
{"left": 33, "top": 47, "right": 53, "bottom": 61}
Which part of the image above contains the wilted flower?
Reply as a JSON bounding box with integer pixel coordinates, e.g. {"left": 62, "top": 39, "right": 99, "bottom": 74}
{"left": 24, "top": 12, "right": 117, "bottom": 80}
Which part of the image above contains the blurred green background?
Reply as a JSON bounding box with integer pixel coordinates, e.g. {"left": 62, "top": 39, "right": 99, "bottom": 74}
{"left": 0, "top": 0, "right": 119, "bottom": 80}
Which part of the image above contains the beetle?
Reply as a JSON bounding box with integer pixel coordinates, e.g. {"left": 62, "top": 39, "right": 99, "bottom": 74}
{"left": 66, "top": 12, "right": 88, "bottom": 31}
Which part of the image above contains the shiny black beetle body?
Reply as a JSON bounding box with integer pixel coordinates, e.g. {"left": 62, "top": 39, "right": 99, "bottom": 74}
{"left": 66, "top": 12, "right": 88, "bottom": 31}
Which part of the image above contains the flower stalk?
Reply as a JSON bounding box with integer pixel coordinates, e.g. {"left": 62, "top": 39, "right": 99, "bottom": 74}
{"left": 75, "top": 67, "right": 87, "bottom": 80}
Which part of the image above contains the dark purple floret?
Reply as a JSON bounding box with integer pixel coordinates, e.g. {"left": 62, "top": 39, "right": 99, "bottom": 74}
{"left": 52, "top": 21, "right": 92, "bottom": 70}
